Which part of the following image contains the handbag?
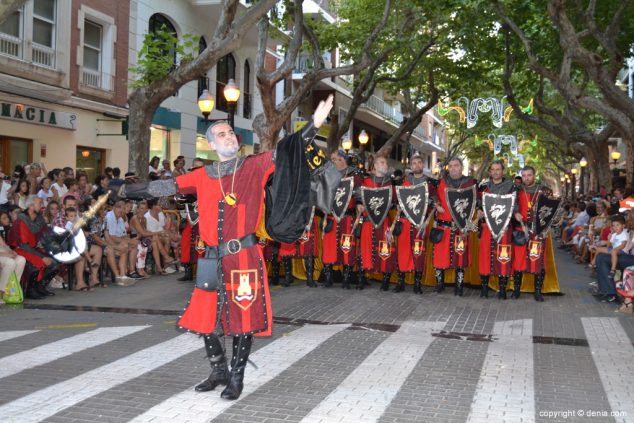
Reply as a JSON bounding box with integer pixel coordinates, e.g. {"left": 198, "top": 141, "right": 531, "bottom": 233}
{"left": 430, "top": 228, "right": 444, "bottom": 244}
{"left": 512, "top": 230, "right": 528, "bottom": 246}
{"left": 195, "top": 258, "right": 220, "bottom": 292}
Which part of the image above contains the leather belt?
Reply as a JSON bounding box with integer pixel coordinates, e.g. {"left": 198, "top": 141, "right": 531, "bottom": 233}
{"left": 436, "top": 220, "right": 452, "bottom": 228}
{"left": 205, "top": 234, "right": 257, "bottom": 259}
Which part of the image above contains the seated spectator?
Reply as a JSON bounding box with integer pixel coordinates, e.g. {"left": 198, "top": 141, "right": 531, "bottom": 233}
{"left": 144, "top": 198, "right": 179, "bottom": 274}
{"left": 561, "top": 202, "right": 588, "bottom": 245}
{"left": 8, "top": 196, "right": 59, "bottom": 299}
{"left": 43, "top": 201, "right": 59, "bottom": 226}
{"left": 26, "top": 162, "right": 45, "bottom": 195}
{"left": 129, "top": 201, "right": 155, "bottom": 278}
{"left": 92, "top": 175, "right": 109, "bottom": 200}
{"left": 594, "top": 215, "right": 633, "bottom": 302}
{"left": 107, "top": 168, "right": 124, "bottom": 191}
{"left": 0, "top": 211, "right": 10, "bottom": 242}
{"left": 0, "top": 233, "right": 26, "bottom": 304}
{"left": 172, "top": 157, "right": 186, "bottom": 177}
{"left": 12, "top": 179, "right": 30, "bottom": 210}
{"left": 50, "top": 168, "right": 68, "bottom": 202}
{"left": 0, "top": 169, "right": 12, "bottom": 212}
{"left": 104, "top": 200, "right": 141, "bottom": 285}
{"left": 52, "top": 197, "right": 90, "bottom": 292}
{"left": 85, "top": 204, "right": 106, "bottom": 287}
{"left": 76, "top": 172, "right": 93, "bottom": 208}
{"left": 149, "top": 156, "right": 161, "bottom": 175}
{"left": 37, "top": 177, "right": 54, "bottom": 207}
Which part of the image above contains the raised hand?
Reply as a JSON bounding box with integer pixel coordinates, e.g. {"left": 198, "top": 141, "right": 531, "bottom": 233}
{"left": 313, "top": 94, "right": 334, "bottom": 128}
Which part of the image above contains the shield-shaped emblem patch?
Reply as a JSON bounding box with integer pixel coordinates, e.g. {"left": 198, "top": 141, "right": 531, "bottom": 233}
{"left": 361, "top": 186, "right": 392, "bottom": 228}
{"left": 532, "top": 194, "right": 563, "bottom": 238}
{"left": 331, "top": 178, "right": 354, "bottom": 222}
{"left": 483, "top": 192, "right": 516, "bottom": 243}
{"left": 231, "top": 269, "right": 258, "bottom": 311}
{"left": 396, "top": 182, "right": 429, "bottom": 230}
{"left": 445, "top": 185, "right": 477, "bottom": 233}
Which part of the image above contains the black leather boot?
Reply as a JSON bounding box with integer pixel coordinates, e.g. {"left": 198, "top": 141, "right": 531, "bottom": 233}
{"left": 498, "top": 276, "right": 508, "bottom": 300}
{"left": 511, "top": 272, "right": 522, "bottom": 299}
{"left": 356, "top": 268, "right": 366, "bottom": 290}
{"left": 342, "top": 265, "right": 352, "bottom": 289}
{"left": 434, "top": 269, "right": 445, "bottom": 293}
{"left": 195, "top": 334, "right": 228, "bottom": 392}
{"left": 413, "top": 271, "right": 423, "bottom": 294}
{"left": 454, "top": 268, "right": 464, "bottom": 297}
{"left": 480, "top": 275, "right": 489, "bottom": 298}
{"left": 380, "top": 272, "right": 391, "bottom": 291}
{"left": 35, "top": 280, "right": 55, "bottom": 296}
{"left": 269, "top": 258, "right": 280, "bottom": 286}
{"left": 26, "top": 281, "right": 44, "bottom": 300}
{"left": 177, "top": 264, "right": 193, "bottom": 282}
{"left": 534, "top": 271, "right": 545, "bottom": 302}
{"left": 221, "top": 335, "right": 253, "bottom": 400}
{"left": 305, "top": 257, "right": 317, "bottom": 288}
{"left": 322, "top": 264, "right": 333, "bottom": 288}
{"left": 393, "top": 272, "right": 405, "bottom": 292}
{"left": 282, "top": 257, "right": 293, "bottom": 287}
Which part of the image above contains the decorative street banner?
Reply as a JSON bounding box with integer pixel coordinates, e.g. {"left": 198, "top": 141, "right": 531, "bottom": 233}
{"left": 0, "top": 101, "right": 77, "bottom": 130}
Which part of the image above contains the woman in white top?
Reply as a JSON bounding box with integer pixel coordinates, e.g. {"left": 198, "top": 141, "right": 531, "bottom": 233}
{"left": 12, "top": 179, "right": 30, "bottom": 210}
{"left": 37, "top": 177, "right": 54, "bottom": 207}
{"left": 149, "top": 156, "right": 161, "bottom": 175}
{"left": 51, "top": 169, "right": 68, "bottom": 202}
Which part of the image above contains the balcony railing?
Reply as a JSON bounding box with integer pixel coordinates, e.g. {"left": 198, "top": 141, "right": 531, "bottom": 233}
{"left": 361, "top": 95, "right": 403, "bottom": 126}
{"left": 32, "top": 43, "right": 55, "bottom": 68}
{"left": 0, "top": 33, "right": 21, "bottom": 59}
{"left": 80, "top": 67, "right": 114, "bottom": 91}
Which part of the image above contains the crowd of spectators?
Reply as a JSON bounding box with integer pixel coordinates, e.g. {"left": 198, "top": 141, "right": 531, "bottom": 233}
{"left": 0, "top": 160, "right": 186, "bottom": 303}
{"left": 557, "top": 187, "right": 634, "bottom": 312}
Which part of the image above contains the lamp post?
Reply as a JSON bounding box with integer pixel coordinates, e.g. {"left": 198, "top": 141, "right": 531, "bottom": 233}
{"left": 571, "top": 168, "right": 578, "bottom": 200}
{"left": 358, "top": 129, "right": 369, "bottom": 168}
{"left": 223, "top": 78, "right": 241, "bottom": 129}
{"left": 341, "top": 136, "right": 352, "bottom": 154}
{"left": 197, "top": 89, "right": 215, "bottom": 122}
{"left": 579, "top": 157, "right": 587, "bottom": 195}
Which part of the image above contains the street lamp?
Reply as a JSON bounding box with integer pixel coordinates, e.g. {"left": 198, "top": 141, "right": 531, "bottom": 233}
{"left": 223, "top": 78, "right": 241, "bottom": 129}
{"left": 341, "top": 137, "right": 352, "bottom": 153}
{"left": 611, "top": 150, "right": 621, "bottom": 166}
{"left": 580, "top": 157, "right": 588, "bottom": 167}
{"left": 571, "top": 168, "right": 577, "bottom": 175}
{"left": 197, "top": 89, "right": 215, "bottom": 122}
{"left": 579, "top": 157, "right": 587, "bottom": 195}
{"left": 358, "top": 130, "right": 369, "bottom": 145}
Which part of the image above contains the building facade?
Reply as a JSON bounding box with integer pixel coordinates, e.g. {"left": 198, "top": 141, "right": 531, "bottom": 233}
{"left": 0, "top": 0, "right": 130, "bottom": 181}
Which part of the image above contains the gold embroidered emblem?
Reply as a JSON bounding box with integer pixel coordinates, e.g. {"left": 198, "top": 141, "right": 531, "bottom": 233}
{"left": 529, "top": 240, "right": 542, "bottom": 261}
{"left": 378, "top": 241, "right": 391, "bottom": 259}
{"left": 340, "top": 234, "right": 353, "bottom": 252}
{"left": 497, "top": 244, "right": 511, "bottom": 263}
{"left": 231, "top": 269, "right": 258, "bottom": 311}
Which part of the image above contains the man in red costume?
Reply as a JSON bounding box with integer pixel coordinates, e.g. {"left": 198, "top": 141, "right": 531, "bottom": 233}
{"left": 321, "top": 150, "right": 362, "bottom": 289}
{"left": 163, "top": 96, "right": 334, "bottom": 401}
{"left": 9, "top": 196, "right": 59, "bottom": 299}
{"left": 431, "top": 157, "right": 478, "bottom": 295}
{"left": 277, "top": 211, "right": 319, "bottom": 288}
{"left": 477, "top": 160, "right": 517, "bottom": 299}
{"left": 512, "top": 165, "right": 551, "bottom": 301}
{"left": 357, "top": 156, "right": 396, "bottom": 291}
{"left": 394, "top": 154, "right": 432, "bottom": 294}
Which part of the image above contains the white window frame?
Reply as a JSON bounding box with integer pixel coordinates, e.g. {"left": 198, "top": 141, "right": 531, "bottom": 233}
{"left": 0, "top": 7, "right": 24, "bottom": 59}
{"left": 77, "top": 5, "right": 116, "bottom": 92}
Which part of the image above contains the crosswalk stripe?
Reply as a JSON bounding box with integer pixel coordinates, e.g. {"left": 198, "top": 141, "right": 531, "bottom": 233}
{"left": 0, "top": 330, "right": 39, "bottom": 343}
{"left": 467, "top": 319, "right": 535, "bottom": 423}
{"left": 0, "top": 326, "right": 147, "bottom": 379}
{"left": 0, "top": 333, "right": 202, "bottom": 423}
{"left": 300, "top": 320, "right": 445, "bottom": 423}
{"left": 130, "top": 324, "right": 350, "bottom": 423}
{"left": 582, "top": 317, "right": 634, "bottom": 422}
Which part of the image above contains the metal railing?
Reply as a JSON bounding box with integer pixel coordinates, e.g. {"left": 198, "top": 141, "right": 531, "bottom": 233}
{"left": 361, "top": 95, "right": 403, "bottom": 125}
{"left": 0, "top": 33, "right": 21, "bottom": 58}
{"left": 80, "top": 67, "right": 114, "bottom": 91}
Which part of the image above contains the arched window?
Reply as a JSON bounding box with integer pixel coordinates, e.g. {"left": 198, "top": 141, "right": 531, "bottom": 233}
{"left": 197, "top": 36, "right": 208, "bottom": 98}
{"left": 216, "top": 54, "right": 236, "bottom": 112}
{"left": 148, "top": 13, "right": 177, "bottom": 69}
{"left": 243, "top": 60, "right": 252, "bottom": 119}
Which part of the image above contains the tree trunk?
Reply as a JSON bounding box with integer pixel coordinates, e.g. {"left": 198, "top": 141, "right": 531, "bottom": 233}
{"left": 625, "top": 139, "right": 634, "bottom": 189}
{"left": 586, "top": 141, "right": 612, "bottom": 192}
{"left": 127, "top": 92, "right": 159, "bottom": 179}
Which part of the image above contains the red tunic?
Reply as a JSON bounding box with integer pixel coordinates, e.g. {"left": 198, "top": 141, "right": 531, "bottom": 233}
{"left": 180, "top": 221, "right": 202, "bottom": 264}
{"left": 322, "top": 174, "right": 362, "bottom": 266}
{"left": 278, "top": 217, "right": 318, "bottom": 258}
{"left": 176, "top": 152, "right": 275, "bottom": 337}
{"left": 512, "top": 187, "right": 547, "bottom": 274}
{"left": 432, "top": 176, "right": 477, "bottom": 269}
{"left": 359, "top": 176, "right": 395, "bottom": 273}
{"left": 396, "top": 178, "right": 428, "bottom": 273}
{"left": 478, "top": 182, "right": 515, "bottom": 277}
{"left": 8, "top": 213, "right": 49, "bottom": 282}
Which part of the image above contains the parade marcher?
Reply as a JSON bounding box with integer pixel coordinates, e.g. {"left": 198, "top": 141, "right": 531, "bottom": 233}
{"left": 512, "top": 165, "right": 552, "bottom": 301}
{"left": 478, "top": 160, "right": 518, "bottom": 299}
{"left": 431, "top": 158, "right": 478, "bottom": 295}
{"left": 321, "top": 150, "right": 362, "bottom": 289}
{"left": 278, "top": 208, "right": 319, "bottom": 288}
{"left": 259, "top": 237, "right": 281, "bottom": 285}
{"left": 8, "top": 196, "right": 59, "bottom": 299}
{"left": 177, "top": 161, "right": 203, "bottom": 282}
{"left": 126, "top": 96, "right": 335, "bottom": 401}
{"left": 357, "top": 156, "right": 397, "bottom": 291}
{"left": 394, "top": 154, "right": 432, "bottom": 294}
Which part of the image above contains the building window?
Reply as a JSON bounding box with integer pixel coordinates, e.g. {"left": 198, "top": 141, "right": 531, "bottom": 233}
{"left": 76, "top": 146, "right": 105, "bottom": 182}
{"left": 150, "top": 125, "right": 170, "bottom": 161}
{"left": 216, "top": 54, "right": 236, "bottom": 112}
{"left": 0, "top": 0, "right": 57, "bottom": 68}
{"left": 82, "top": 20, "right": 102, "bottom": 87}
{"left": 243, "top": 60, "right": 252, "bottom": 119}
{"left": 78, "top": 6, "right": 116, "bottom": 92}
{"left": 197, "top": 37, "right": 208, "bottom": 98}
{"left": 149, "top": 13, "right": 177, "bottom": 70}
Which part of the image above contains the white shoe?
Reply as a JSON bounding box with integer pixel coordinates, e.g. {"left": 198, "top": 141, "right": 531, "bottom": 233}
{"left": 115, "top": 277, "right": 136, "bottom": 287}
{"left": 588, "top": 281, "right": 598, "bottom": 287}
{"left": 164, "top": 267, "right": 176, "bottom": 274}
